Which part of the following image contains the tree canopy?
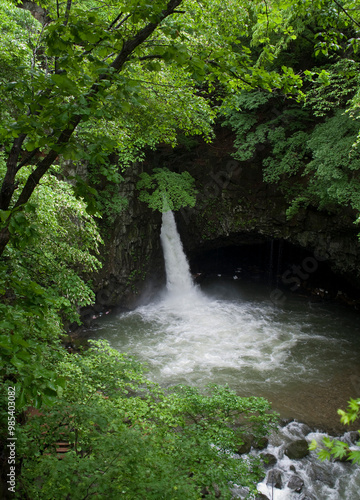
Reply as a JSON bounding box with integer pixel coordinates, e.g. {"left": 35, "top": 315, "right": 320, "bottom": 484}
{"left": 1, "top": 0, "right": 339, "bottom": 254}
{"left": 219, "top": 0, "right": 360, "bottom": 222}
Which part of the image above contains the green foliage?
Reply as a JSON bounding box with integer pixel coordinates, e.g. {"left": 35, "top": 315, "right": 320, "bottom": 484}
{"left": 96, "top": 187, "right": 129, "bottom": 224}
{"left": 220, "top": 91, "right": 273, "bottom": 162}
{"left": 137, "top": 167, "right": 198, "bottom": 211}
{"left": 222, "top": 89, "right": 312, "bottom": 166}
{"left": 310, "top": 398, "right": 360, "bottom": 465}
{"left": 217, "top": 0, "right": 360, "bottom": 229}
{"left": 225, "top": 60, "right": 360, "bottom": 225}
{"left": 0, "top": 1, "right": 40, "bottom": 128}
{"left": 304, "top": 111, "right": 360, "bottom": 208}
{"left": 17, "top": 340, "right": 278, "bottom": 499}
{"left": 1, "top": 163, "right": 102, "bottom": 319}
{"left": 62, "top": 64, "right": 216, "bottom": 180}
{"left": 0, "top": 0, "right": 220, "bottom": 248}
{"left": 0, "top": 1, "right": 39, "bottom": 76}
{"left": 305, "top": 60, "right": 360, "bottom": 117}
{"left": 4, "top": 0, "right": 357, "bottom": 245}
{"left": 2, "top": 0, "right": 342, "bottom": 236}
{"left": 262, "top": 108, "right": 360, "bottom": 216}
{"left": 263, "top": 129, "right": 310, "bottom": 182}
{"left": 0, "top": 155, "right": 102, "bottom": 409}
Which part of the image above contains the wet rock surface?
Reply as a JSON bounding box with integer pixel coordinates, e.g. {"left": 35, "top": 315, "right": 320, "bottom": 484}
{"left": 261, "top": 453, "right": 277, "bottom": 467}
{"left": 256, "top": 421, "right": 360, "bottom": 499}
{"left": 287, "top": 474, "right": 304, "bottom": 492}
{"left": 285, "top": 439, "right": 310, "bottom": 459}
{"left": 266, "top": 469, "right": 283, "bottom": 489}
{"left": 236, "top": 434, "right": 269, "bottom": 454}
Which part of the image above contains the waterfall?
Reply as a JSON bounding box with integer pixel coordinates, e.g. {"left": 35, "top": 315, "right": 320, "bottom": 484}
{"left": 90, "top": 210, "right": 360, "bottom": 499}
{"left": 160, "top": 210, "right": 195, "bottom": 294}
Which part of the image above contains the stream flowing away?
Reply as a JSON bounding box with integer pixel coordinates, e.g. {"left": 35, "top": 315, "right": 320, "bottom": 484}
{"left": 89, "top": 211, "right": 360, "bottom": 498}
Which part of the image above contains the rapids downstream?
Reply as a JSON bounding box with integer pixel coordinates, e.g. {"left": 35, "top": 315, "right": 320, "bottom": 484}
{"left": 89, "top": 211, "right": 360, "bottom": 499}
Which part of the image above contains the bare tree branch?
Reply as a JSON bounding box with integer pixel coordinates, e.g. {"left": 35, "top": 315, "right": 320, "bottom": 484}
{"left": 64, "top": 0, "right": 72, "bottom": 27}
{"left": 333, "top": 0, "right": 360, "bottom": 29}
{"left": 114, "top": 13, "right": 131, "bottom": 30}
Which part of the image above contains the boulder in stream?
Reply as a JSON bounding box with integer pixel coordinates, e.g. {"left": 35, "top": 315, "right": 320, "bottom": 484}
{"left": 229, "top": 485, "right": 250, "bottom": 498}
{"left": 266, "top": 469, "right": 283, "bottom": 489}
{"left": 255, "top": 436, "right": 269, "bottom": 450}
{"left": 287, "top": 474, "right": 304, "bottom": 492}
{"left": 348, "top": 431, "right": 360, "bottom": 445}
{"left": 285, "top": 439, "right": 310, "bottom": 459}
{"left": 236, "top": 434, "right": 269, "bottom": 454}
{"left": 236, "top": 435, "right": 252, "bottom": 454}
{"left": 261, "top": 452, "right": 277, "bottom": 467}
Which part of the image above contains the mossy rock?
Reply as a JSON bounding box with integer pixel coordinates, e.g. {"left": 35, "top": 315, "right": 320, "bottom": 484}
{"left": 285, "top": 439, "right": 309, "bottom": 459}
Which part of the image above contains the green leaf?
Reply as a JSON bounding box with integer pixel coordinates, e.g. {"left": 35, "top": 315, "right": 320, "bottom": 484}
{"left": 309, "top": 439, "right": 318, "bottom": 451}
{"left": 0, "top": 210, "right": 11, "bottom": 222}
{"left": 33, "top": 393, "right": 42, "bottom": 409}
{"left": 11, "top": 334, "right": 30, "bottom": 347}
{"left": 10, "top": 356, "right": 25, "bottom": 369}
{"left": 51, "top": 74, "right": 78, "bottom": 94}
{"left": 17, "top": 388, "right": 27, "bottom": 409}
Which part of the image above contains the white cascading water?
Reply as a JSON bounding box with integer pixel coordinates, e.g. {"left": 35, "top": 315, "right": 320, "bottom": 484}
{"left": 90, "top": 210, "right": 360, "bottom": 499}
{"left": 160, "top": 211, "right": 195, "bottom": 294}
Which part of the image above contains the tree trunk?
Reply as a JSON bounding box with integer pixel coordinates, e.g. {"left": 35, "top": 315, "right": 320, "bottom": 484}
{"left": 0, "top": 227, "right": 10, "bottom": 256}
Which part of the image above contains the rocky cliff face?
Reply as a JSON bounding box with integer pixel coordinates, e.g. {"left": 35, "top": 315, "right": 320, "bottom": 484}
{"left": 175, "top": 130, "right": 360, "bottom": 286}
{"left": 92, "top": 164, "right": 164, "bottom": 313}
{"left": 91, "top": 127, "right": 360, "bottom": 311}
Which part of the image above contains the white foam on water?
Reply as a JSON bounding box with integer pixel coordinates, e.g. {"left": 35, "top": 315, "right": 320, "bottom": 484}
{"left": 124, "top": 295, "right": 305, "bottom": 383}
{"left": 110, "top": 212, "right": 328, "bottom": 388}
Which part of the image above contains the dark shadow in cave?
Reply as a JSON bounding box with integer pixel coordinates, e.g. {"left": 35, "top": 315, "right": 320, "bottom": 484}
{"left": 188, "top": 238, "right": 360, "bottom": 306}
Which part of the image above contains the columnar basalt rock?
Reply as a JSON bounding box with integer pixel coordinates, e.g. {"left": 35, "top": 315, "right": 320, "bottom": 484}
{"left": 92, "top": 166, "right": 164, "bottom": 311}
